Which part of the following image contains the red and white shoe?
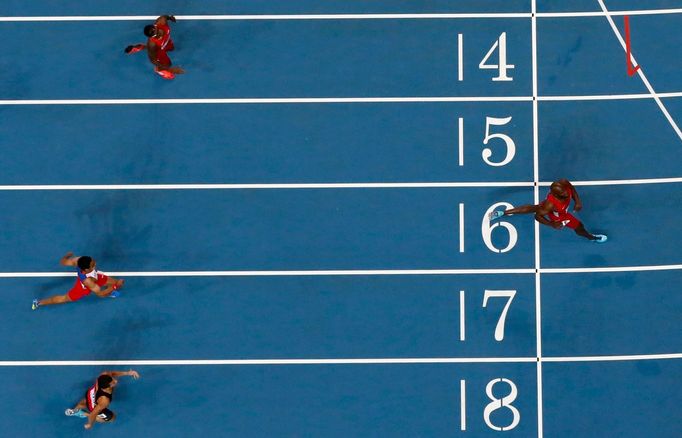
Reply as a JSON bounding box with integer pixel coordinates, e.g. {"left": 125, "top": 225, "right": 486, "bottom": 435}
{"left": 154, "top": 67, "right": 175, "bottom": 80}
{"left": 124, "top": 44, "right": 145, "bottom": 54}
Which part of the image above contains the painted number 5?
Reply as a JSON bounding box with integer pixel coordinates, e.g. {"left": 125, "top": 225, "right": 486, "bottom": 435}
{"left": 483, "top": 116, "right": 516, "bottom": 166}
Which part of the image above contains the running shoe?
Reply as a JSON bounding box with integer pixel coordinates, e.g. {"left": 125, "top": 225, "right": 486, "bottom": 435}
{"left": 32, "top": 299, "right": 39, "bottom": 310}
{"left": 593, "top": 234, "right": 608, "bottom": 243}
{"left": 65, "top": 409, "right": 87, "bottom": 418}
{"left": 124, "top": 44, "right": 145, "bottom": 54}
{"left": 154, "top": 67, "right": 175, "bottom": 80}
{"left": 109, "top": 291, "right": 121, "bottom": 298}
{"left": 488, "top": 210, "right": 505, "bottom": 221}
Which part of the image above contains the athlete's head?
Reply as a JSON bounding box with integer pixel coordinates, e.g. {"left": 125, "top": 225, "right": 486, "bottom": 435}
{"left": 97, "top": 374, "right": 116, "bottom": 389}
{"left": 550, "top": 181, "right": 569, "bottom": 199}
{"left": 144, "top": 25, "right": 157, "bottom": 38}
{"left": 77, "top": 256, "right": 96, "bottom": 273}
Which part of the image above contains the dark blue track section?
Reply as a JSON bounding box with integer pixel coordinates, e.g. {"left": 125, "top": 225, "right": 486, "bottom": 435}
{"left": 539, "top": 98, "right": 682, "bottom": 181}
{"left": 0, "top": 103, "right": 533, "bottom": 184}
{"left": 4, "top": 0, "right": 531, "bottom": 16}
{"left": 0, "top": 20, "right": 530, "bottom": 99}
{"left": 0, "top": 189, "right": 535, "bottom": 272}
{"left": 542, "top": 271, "right": 682, "bottom": 356}
{"left": 537, "top": 17, "right": 647, "bottom": 95}
{"left": 0, "top": 364, "right": 538, "bottom": 437}
{"left": 538, "top": 184, "right": 682, "bottom": 268}
{"left": 543, "top": 360, "right": 682, "bottom": 438}
{"left": 4, "top": 275, "right": 536, "bottom": 360}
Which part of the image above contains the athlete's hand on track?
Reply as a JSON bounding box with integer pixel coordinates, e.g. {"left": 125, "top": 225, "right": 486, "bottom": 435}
{"left": 84, "top": 423, "right": 92, "bottom": 430}
{"left": 550, "top": 222, "right": 563, "bottom": 229}
{"left": 115, "top": 279, "right": 125, "bottom": 289}
{"left": 573, "top": 201, "right": 583, "bottom": 212}
{"left": 64, "top": 251, "right": 74, "bottom": 258}
{"left": 129, "top": 370, "right": 140, "bottom": 379}
{"left": 168, "top": 15, "right": 176, "bottom": 22}
{"left": 169, "top": 66, "right": 185, "bottom": 74}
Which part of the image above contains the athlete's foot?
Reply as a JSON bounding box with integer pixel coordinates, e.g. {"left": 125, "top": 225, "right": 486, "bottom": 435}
{"left": 32, "top": 299, "right": 39, "bottom": 310}
{"left": 65, "top": 408, "right": 87, "bottom": 418}
{"left": 124, "top": 44, "right": 145, "bottom": 54}
{"left": 488, "top": 210, "right": 505, "bottom": 221}
{"left": 592, "top": 234, "right": 608, "bottom": 243}
{"left": 154, "top": 67, "right": 175, "bottom": 80}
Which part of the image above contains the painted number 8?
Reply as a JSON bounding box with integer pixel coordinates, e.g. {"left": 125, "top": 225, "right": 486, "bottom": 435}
{"left": 484, "top": 378, "right": 521, "bottom": 431}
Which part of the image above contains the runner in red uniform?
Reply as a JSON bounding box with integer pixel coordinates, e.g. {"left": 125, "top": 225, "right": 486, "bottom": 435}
{"left": 489, "top": 179, "right": 607, "bottom": 242}
{"left": 64, "top": 370, "right": 140, "bottom": 429}
{"left": 125, "top": 15, "right": 185, "bottom": 79}
{"left": 31, "top": 252, "right": 125, "bottom": 310}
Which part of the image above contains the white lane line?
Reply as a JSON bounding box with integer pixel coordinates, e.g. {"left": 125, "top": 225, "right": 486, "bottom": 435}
{"left": 598, "top": 0, "right": 682, "bottom": 143}
{"left": 0, "top": 358, "right": 536, "bottom": 366}
{"left": 0, "top": 269, "right": 537, "bottom": 278}
{"left": 544, "top": 352, "right": 682, "bottom": 362}
{"left": 0, "top": 352, "right": 680, "bottom": 366}
{"left": 1, "top": 176, "right": 681, "bottom": 191}
{"left": 542, "top": 264, "right": 682, "bottom": 273}
{"left": 2, "top": 263, "right": 682, "bottom": 278}
{"left": 1, "top": 91, "right": 680, "bottom": 105}
{"left": 1, "top": 9, "right": 682, "bottom": 21}
{"left": 0, "top": 97, "right": 532, "bottom": 105}
{"left": 0, "top": 182, "right": 534, "bottom": 190}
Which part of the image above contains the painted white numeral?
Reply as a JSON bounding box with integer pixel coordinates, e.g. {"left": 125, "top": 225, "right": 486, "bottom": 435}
{"left": 479, "top": 32, "right": 515, "bottom": 81}
{"left": 481, "top": 202, "right": 518, "bottom": 253}
{"left": 482, "top": 116, "right": 516, "bottom": 166}
{"left": 460, "top": 378, "right": 520, "bottom": 431}
{"left": 457, "top": 117, "right": 515, "bottom": 167}
{"left": 482, "top": 290, "right": 517, "bottom": 341}
{"left": 457, "top": 34, "right": 464, "bottom": 81}
{"left": 483, "top": 378, "right": 521, "bottom": 431}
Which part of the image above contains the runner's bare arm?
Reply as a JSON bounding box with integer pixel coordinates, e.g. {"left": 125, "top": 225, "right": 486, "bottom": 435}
{"left": 84, "top": 278, "right": 117, "bottom": 298}
{"left": 105, "top": 370, "right": 140, "bottom": 379}
{"left": 60, "top": 252, "right": 78, "bottom": 267}
{"left": 84, "top": 397, "right": 110, "bottom": 429}
{"left": 155, "top": 15, "right": 176, "bottom": 25}
{"left": 534, "top": 200, "right": 561, "bottom": 228}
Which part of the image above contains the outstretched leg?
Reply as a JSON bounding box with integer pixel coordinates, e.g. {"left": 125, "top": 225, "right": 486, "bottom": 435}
{"left": 490, "top": 204, "right": 540, "bottom": 220}
{"left": 574, "top": 223, "right": 607, "bottom": 242}
{"left": 35, "top": 293, "right": 72, "bottom": 308}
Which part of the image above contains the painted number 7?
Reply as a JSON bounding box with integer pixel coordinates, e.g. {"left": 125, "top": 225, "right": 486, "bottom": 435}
{"left": 482, "top": 290, "right": 517, "bottom": 341}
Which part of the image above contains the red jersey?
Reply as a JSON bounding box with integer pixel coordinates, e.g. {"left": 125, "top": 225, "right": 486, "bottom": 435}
{"left": 546, "top": 187, "right": 572, "bottom": 216}
{"left": 150, "top": 23, "right": 172, "bottom": 51}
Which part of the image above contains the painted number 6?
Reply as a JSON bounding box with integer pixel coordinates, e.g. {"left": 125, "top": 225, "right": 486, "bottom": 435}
{"left": 481, "top": 202, "right": 518, "bottom": 253}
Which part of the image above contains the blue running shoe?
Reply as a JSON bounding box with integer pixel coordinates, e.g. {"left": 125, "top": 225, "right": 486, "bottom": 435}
{"left": 65, "top": 408, "right": 87, "bottom": 418}
{"left": 488, "top": 210, "right": 505, "bottom": 221}
{"left": 32, "top": 299, "right": 39, "bottom": 310}
{"left": 109, "top": 291, "right": 121, "bottom": 298}
{"left": 593, "top": 234, "right": 608, "bottom": 243}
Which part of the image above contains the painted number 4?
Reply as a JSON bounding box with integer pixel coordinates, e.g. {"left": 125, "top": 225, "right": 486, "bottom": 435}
{"left": 458, "top": 32, "right": 515, "bottom": 81}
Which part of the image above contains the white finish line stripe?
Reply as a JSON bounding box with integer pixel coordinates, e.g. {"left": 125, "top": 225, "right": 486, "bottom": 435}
{"left": 2, "top": 9, "right": 682, "bottom": 21}
{"left": 0, "top": 353, "right": 680, "bottom": 366}
{"left": 2, "top": 264, "right": 682, "bottom": 278}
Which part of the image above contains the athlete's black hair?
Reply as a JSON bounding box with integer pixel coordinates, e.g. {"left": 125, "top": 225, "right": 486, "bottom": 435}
{"left": 144, "top": 25, "right": 156, "bottom": 37}
{"left": 98, "top": 375, "right": 113, "bottom": 389}
{"left": 77, "top": 256, "right": 93, "bottom": 271}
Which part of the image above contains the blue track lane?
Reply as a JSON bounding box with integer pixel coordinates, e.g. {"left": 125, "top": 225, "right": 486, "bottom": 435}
{"left": 0, "top": 189, "right": 536, "bottom": 272}
{"left": 5, "top": 275, "right": 537, "bottom": 360}
{"left": 0, "top": 102, "right": 534, "bottom": 184}
{"left": 0, "top": 20, "right": 531, "bottom": 99}
{"left": 0, "top": 364, "right": 538, "bottom": 437}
